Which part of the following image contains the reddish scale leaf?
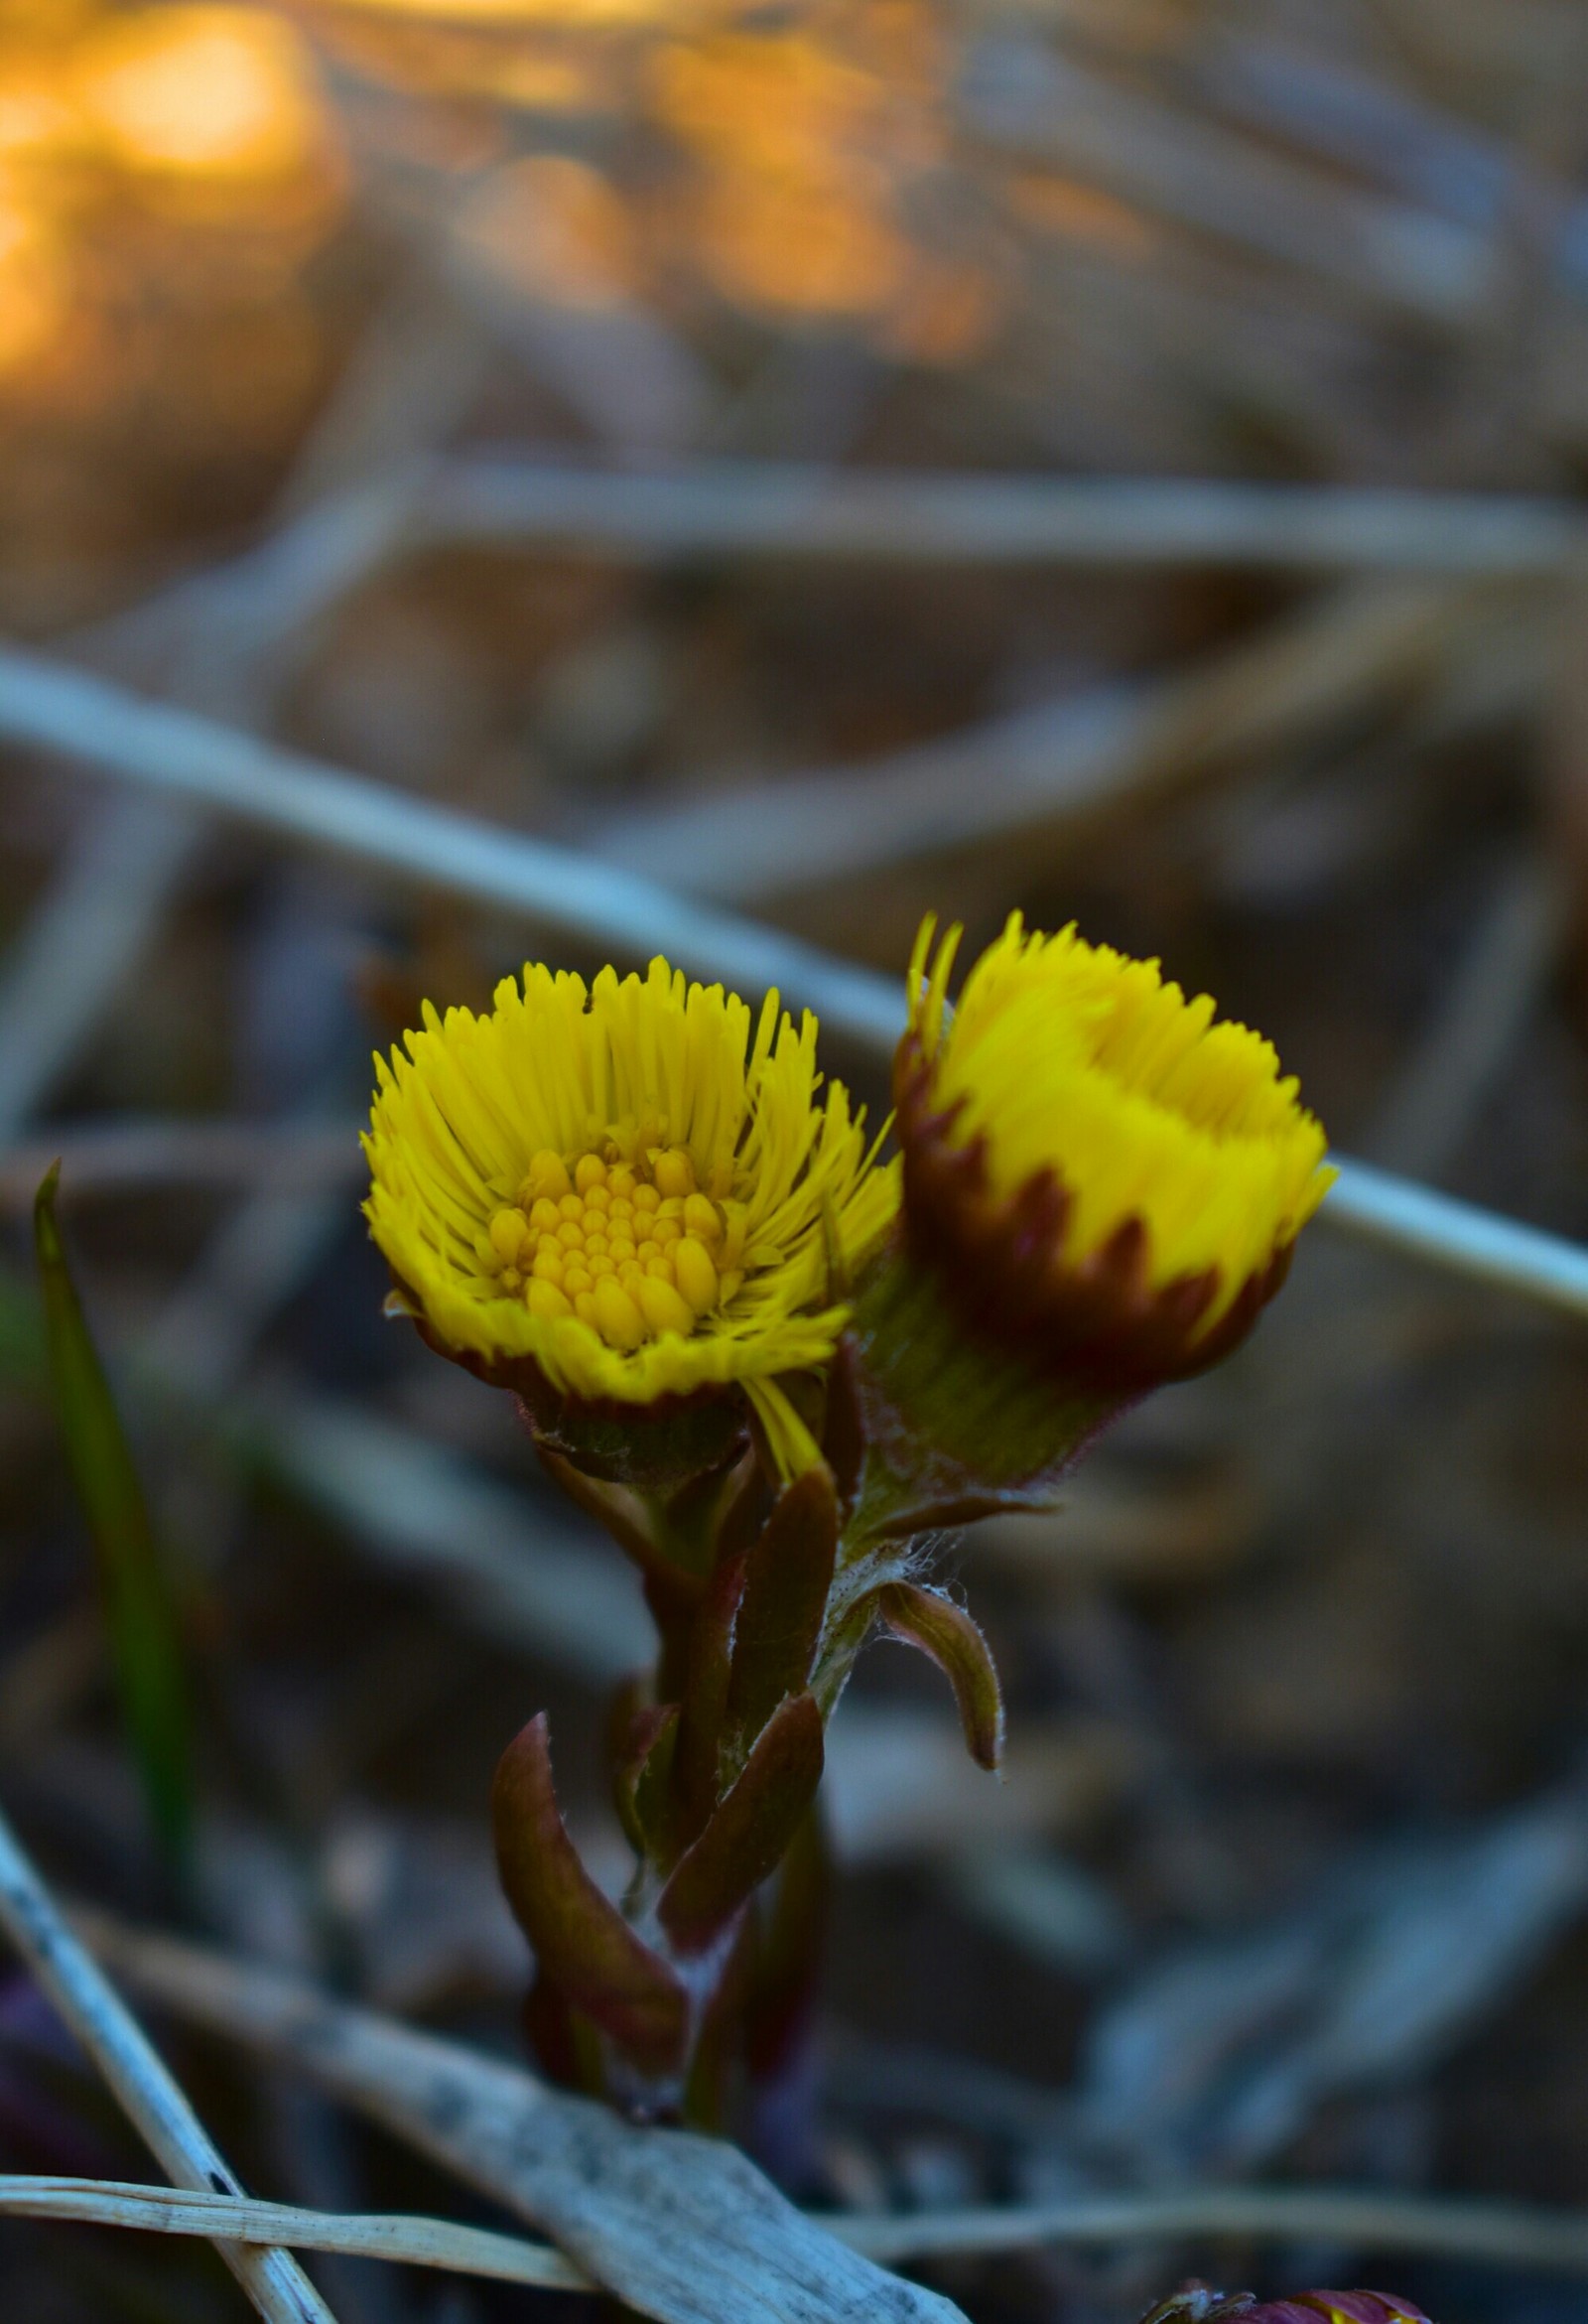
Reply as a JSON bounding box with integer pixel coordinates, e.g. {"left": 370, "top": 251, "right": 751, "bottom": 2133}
{"left": 612, "top": 1701, "right": 680, "bottom": 1857}
{"left": 492, "top": 1713, "right": 687, "bottom": 2076}
{"left": 877, "top": 1580, "right": 1005, "bottom": 1771}
{"left": 673, "top": 1546, "right": 747, "bottom": 1839}
{"left": 658, "top": 1694, "right": 825, "bottom": 1955}
{"left": 821, "top": 1339, "right": 866, "bottom": 1516}
{"left": 725, "top": 1465, "right": 839, "bottom": 1747}
{"left": 631, "top": 1707, "right": 683, "bottom": 1858}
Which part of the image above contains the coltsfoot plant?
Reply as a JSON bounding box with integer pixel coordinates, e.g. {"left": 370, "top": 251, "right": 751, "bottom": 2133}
{"left": 364, "top": 916, "right": 1333, "bottom": 2124}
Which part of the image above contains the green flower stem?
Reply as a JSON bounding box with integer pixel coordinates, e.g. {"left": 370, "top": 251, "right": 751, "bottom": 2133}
{"left": 507, "top": 1254, "right": 1121, "bottom": 2125}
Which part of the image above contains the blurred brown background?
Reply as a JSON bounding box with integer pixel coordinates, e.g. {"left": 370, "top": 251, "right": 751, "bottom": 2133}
{"left": 4, "top": 2, "right": 1588, "bottom": 2319}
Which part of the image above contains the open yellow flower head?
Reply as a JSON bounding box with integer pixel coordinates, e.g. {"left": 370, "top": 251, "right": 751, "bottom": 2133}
{"left": 895, "top": 912, "right": 1335, "bottom": 1384}
{"left": 364, "top": 956, "right": 897, "bottom": 1474}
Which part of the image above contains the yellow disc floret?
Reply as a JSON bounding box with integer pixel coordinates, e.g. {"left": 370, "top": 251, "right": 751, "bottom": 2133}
{"left": 908, "top": 912, "right": 1334, "bottom": 1332}
{"left": 485, "top": 1143, "right": 737, "bottom": 1342}
{"left": 364, "top": 956, "right": 898, "bottom": 1453}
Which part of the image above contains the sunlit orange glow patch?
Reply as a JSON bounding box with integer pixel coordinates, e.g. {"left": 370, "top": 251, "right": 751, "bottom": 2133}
{"left": 484, "top": 52, "right": 600, "bottom": 112}
{"left": 0, "top": 75, "right": 82, "bottom": 168}
{"left": 652, "top": 35, "right": 916, "bottom": 178}
{"left": 73, "top": 7, "right": 332, "bottom": 187}
{"left": 0, "top": 193, "right": 72, "bottom": 379}
{"left": 694, "top": 164, "right": 909, "bottom": 319}
{"left": 321, "top": 0, "right": 700, "bottom": 25}
{"left": 652, "top": 31, "right": 933, "bottom": 321}
{"left": 459, "top": 155, "right": 638, "bottom": 308}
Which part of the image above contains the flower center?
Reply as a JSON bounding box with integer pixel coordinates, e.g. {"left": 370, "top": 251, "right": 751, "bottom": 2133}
{"left": 483, "top": 1145, "right": 745, "bottom": 1351}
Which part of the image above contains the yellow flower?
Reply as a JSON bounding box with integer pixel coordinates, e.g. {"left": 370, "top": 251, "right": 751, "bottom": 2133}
{"left": 897, "top": 913, "right": 1334, "bottom": 1379}
{"left": 364, "top": 956, "right": 897, "bottom": 1471}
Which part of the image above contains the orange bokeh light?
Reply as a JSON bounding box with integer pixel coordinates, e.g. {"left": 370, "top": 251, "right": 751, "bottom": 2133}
{"left": 650, "top": 30, "right": 936, "bottom": 322}
{"left": 459, "top": 154, "right": 639, "bottom": 308}
{"left": 72, "top": 6, "right": 333, "bottom": 186}
{"left": 0, "top": 75, "right": 83, "bottom": 168}
{"left": 652, "top": 34, "right": 913, "bottom": 179}
{"left": 0, "top": 190, "right": 73, "bottom": 379}
{"left": 692, "top": 163, "right": 909, "bottom": 319}
{"left": 317, "top": 0, "right": 701, "bottom": 25}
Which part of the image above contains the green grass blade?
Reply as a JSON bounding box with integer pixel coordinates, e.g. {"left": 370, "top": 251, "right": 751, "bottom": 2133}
{"left": 33, "top": 1164, "right": 193, "bottom": 1871}
{"left": 0, "top": 1261, "right": 45, "bottom": 1390}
